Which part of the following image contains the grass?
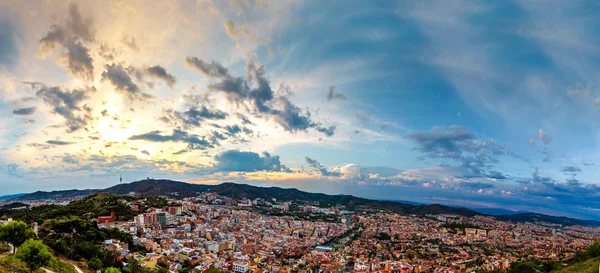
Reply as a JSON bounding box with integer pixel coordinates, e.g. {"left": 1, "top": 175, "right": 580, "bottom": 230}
{"left": 0, "top": 255, "right": 42, "bottom": 273}
{"left": 47, "top": 257, "right": 77, "bottom": 273}
{"left": 0, "top": 254, "right": 77, "bottom": 273}
{"left": 552, "top": 257, "right": 600, "bottom": 273}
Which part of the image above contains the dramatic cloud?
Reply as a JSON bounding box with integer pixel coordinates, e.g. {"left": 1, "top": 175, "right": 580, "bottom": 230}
{"left": 214, "top": 150, "right": 288, "bottom": 172}
{"left": 187, "top": 57, "right": 335, "bottom": 136}
{"left": 160, "top": 106, "right": 228, "bottom": 129}
{"left": 325, "top": 86, "right": 347, "bottom": 101}
{"left": 305, "top": 156, "right": 338, "bottom": 176}
{"left": 407, "top": 126, "right": 476, "bottom": 158}
{"left": 12, "top": 107, "right": 36, "bottom": 116}
{"left": 101, "top": 64, "right": 152, "bottom": 101}
{"left": 407, "top": 126, "right": 506, "bottom": 177}
{"left": 145, "top": 65, "right": 177, "bottom": 88}
{"left": 33, "top": 84, "right": 94, "bottom": 132}
{"left": 38, "top": 3, "right": 94, "bottom": 81}
{"left": 129, "top": 129, "right": 214, "bottom": 150}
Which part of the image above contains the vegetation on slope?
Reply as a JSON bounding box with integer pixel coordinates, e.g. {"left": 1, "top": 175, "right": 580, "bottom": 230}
{"left": 1, "top": 193, "right": 135, "bottom": 223}
{"left": 552, "top": 257, "right": 600, "bottom": 273}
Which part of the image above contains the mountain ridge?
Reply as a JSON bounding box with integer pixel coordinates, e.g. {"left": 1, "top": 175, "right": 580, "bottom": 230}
{"left": 9, "top": 179, "right": 600, "bottom": 226}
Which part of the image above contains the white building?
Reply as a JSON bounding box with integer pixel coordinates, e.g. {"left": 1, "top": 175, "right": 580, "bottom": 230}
{"left": 232, "top": 261, "right": 249, "bottom": 273}
{"left": 205, "top": 241, "right": 219, "bottom": 253}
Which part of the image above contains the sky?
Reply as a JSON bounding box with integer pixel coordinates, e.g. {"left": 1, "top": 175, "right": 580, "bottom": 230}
{"left": 1, "top": 0, "right": 600, "bottom": 220}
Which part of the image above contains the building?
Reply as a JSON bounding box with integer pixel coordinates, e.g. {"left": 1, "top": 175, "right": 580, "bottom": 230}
{"left": 233, "top": 261, "right": 249, "bottom": 273}
{"left": 168, "top": 206, "right": 182, "bottom": 215}
{"left": 97, "top": 212, "right": 116, "bottom": 224}
{"left": 157, "top": 212, "right": 167, "bottom": 226}
{"left": 205, "top": 241, "right": 219, "bottom": 253}
{"left": 315, "top": 246, "right": 334, "bottom": 252}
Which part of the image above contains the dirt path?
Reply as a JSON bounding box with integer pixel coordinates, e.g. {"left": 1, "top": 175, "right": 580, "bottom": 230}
{"left": 0, "top": 244, "right": 13, "bottom": 258}
{"left": 70, "top": 263, "right": 84, "bottom": 273}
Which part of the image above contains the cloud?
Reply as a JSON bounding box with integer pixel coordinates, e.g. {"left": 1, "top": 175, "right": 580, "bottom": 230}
{"left": 58, "top": 41, "right": 95, "bottom": 82}
{"left": 146, "top": 65, "right": 177, "bottom": 88}
{"left": 121, "top": 33, "right": 139, "bottom": 51}
{"left": 101, "top": 64, "right": 153, "bottom": 101}
{"left": 187, "top": 57, "right": 335, "bottom": 136}
{"left": 459, "top": 182, "right": 495, "bottom": 190}
{"left": 530, "top": 129, "right": 552, "bottom": 145}
{"left": 160, "top": 106, "right": 228, "bottom": 129}
{"left": 486, "top": 170, "right": 507, "bottom": 180}
{"left": 406, "top": 126, "right": 507, "bottom": 178}
{"left": 304, "top": 156, "right": 338, "bottom": 176}
{"left": 325, "top": 86, "right": 347, "bottom": 101}
{"left": 224, "top": 124, "right": 252, "bottom": 136}
{"left": 223, "top": 20, "right": 249, "bottom": 40}
{"left": 407, "top": 125, "right": 476, "bottom": 158}
{"left": 98, "top": 43, "right": 120, "bottom": 61}
{"left": 12, "top": 107, "right": 36, "bottom": 116}
{"left": 6, "top": 163, "right": 24, "bottom": 178}
{"left": 316, "top": 125, "right": 336, "bottom": 137}
{"left": 561, "top": 166, "right": 582, "bottom": 173}
{"left": 129, "top": 129, "right": 214, "bottom": 150}
{"left": 185, "top": 57, "right": 229, "bottom": 78}
{"left": 46, "top": 140, "right": 74, "bottom": 145}
{"left": 0, "top": 17, "right": 19, "bottom": 67}
{"left": 38, "top": 3, "right": 94, "bottom": 81}
{"left": 214, "top": 150, "right": 288, "bottom": 172}
{"left": 33, "top": 84, "right": 94, "bottom": 132}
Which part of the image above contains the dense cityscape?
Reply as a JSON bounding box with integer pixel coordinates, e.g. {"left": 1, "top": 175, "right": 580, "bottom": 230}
{"left": 2, "top": 185, "right": 600, "bottom": 273}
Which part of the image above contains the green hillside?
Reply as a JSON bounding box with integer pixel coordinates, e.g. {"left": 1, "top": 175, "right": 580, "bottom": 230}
{"left": 553, "top": 257, "right": 600, "bottom": 273}
{"left": 1, "top": 193, "right": 135, "bottom": 223}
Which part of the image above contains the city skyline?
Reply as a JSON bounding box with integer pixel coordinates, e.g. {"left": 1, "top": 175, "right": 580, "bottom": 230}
{"left": 2, "top": 0, "right": 600, "bottom": 220}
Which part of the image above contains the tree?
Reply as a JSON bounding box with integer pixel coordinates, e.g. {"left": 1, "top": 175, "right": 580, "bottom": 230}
{"left": 15, "top": 239, "right": 52, "bottom": 272}
{"left": 155, "top": 268, "right": 170, "bottom": 273}
{"left": 0, "top": 220, "right": 35, "bottom": 253}
{"left": 123, "top": 258, "right": 147, "bottom": 273}
{"left": 88, "top": 257, "right": 104, "bottom": 271}
{"left": 105, "top": 267, "right": 122, "bottom": 273}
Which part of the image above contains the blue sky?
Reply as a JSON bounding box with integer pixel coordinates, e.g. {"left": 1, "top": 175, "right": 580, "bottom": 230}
{"left": 2, "top": 0, "right": 600, "bottom": 220}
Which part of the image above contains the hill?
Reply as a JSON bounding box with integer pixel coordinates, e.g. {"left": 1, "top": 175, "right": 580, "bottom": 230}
{"left": 3, "top": 193, "right": 135, "bottom": 223}
{"left": 552, "top": 257, "right": 600, "bottom": 273}
{"left": 500, "top": 212, "right": 600, "bottom": 227}
{"left": 15, "top": 189, "right": 98, "bottom": 201}
{"left": 103, "top": 179, "right": 210, "bottom": 197}
{"left": 470, "top": 207, "right": 525, "bottom": 216}
{"left": 105, "top": 180, "right": 478, "bottom": 216}
{"left": 0, "top": 193, "right": 25, "bottom": 201}
{"left": 0, "top": 202, "right": 30, "bottom": 210}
